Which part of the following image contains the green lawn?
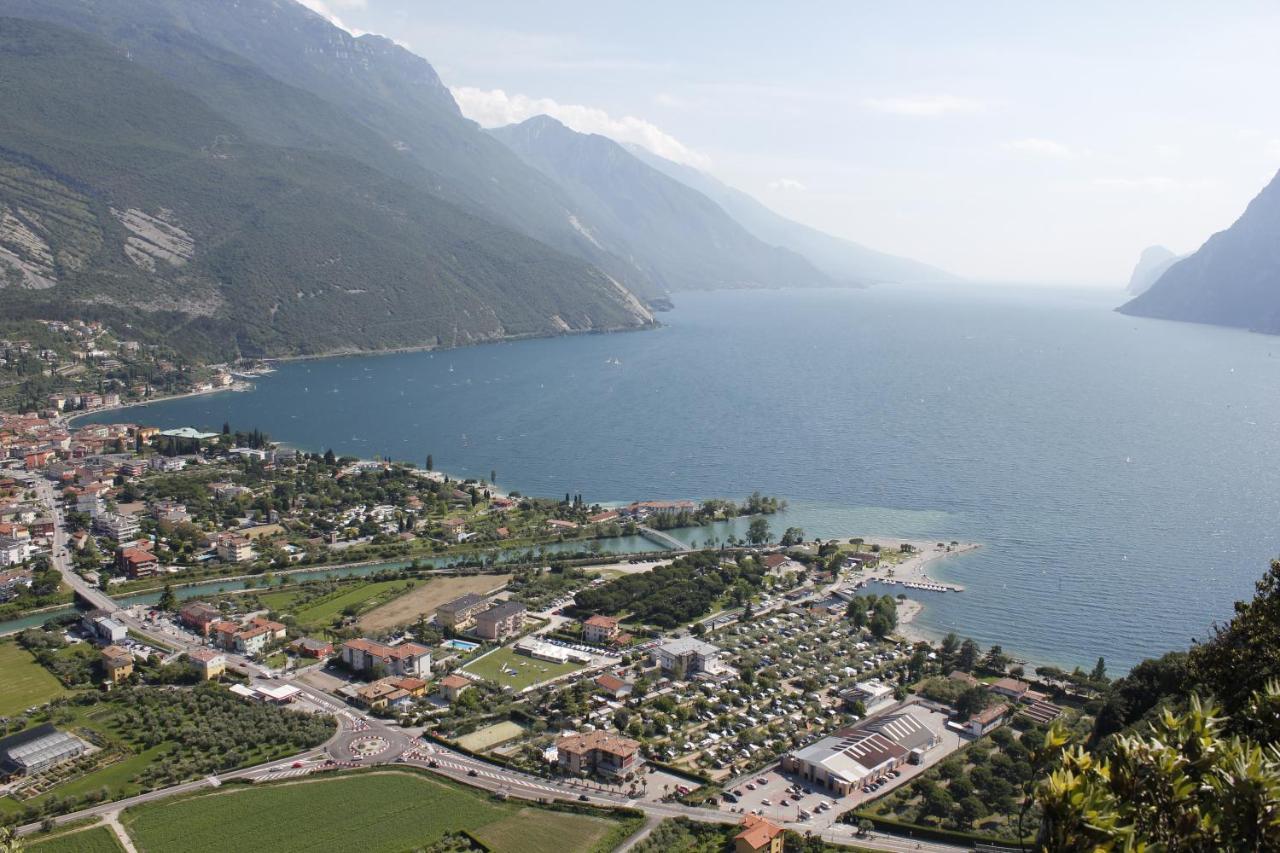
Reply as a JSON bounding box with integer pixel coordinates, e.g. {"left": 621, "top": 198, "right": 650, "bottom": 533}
{"left": 0, "top": 640, "right": 69, "bottom": 715}
{"left": 29, "top": 824, "right": 125, "bottom": 853}
{"left": 471, "top": 807, "right": 619, "bottom": 853}
{"left": 287, "top": 580, "right": 419, "bottom": 629}
{"left": 122, "top": 770, "right": 623, "bottom": 853}
{"left": 461, "top": 646, "right": 585, "bottom": 691}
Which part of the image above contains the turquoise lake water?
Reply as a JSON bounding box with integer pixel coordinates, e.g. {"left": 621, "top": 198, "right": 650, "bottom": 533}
{"left": 77, "top": 286, "right": 1280, "bottom": 672}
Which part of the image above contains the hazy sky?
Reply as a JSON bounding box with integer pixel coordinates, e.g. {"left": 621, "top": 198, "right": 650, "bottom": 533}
{"left": 302, "top": 1, "right": 1280, "bottom": 285}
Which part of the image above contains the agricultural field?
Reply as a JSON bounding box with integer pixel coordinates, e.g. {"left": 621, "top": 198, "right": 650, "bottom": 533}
{"left": 28, "top": 824, "right": 126, "bottom": 853}
{"left": 455, "top": 720, "right": 526, "bottom": 752}
{"left": 0, "top": 640, "right": 69, "bottom": 716}
{"left": 461, "top": 646, "right": 585, "bottom": 691}
{"left": 121, "top": 770, "right": 631, "bottom": 853}
{"left": 287, "top": 579, "right": 420, "bottom": 630}
{"left": 356, "top": 573, "right": 511, "bottom": 632}
{"left": 471, "top": 807, "right": 622, "bottom": 853}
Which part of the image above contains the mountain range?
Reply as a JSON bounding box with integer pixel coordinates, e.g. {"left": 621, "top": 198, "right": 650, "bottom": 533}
{"left": 1119, "top": 169, "right": 1280, "bottom": 334}
{"left": 0, "top": 0, "right": 950, "bottom": 359}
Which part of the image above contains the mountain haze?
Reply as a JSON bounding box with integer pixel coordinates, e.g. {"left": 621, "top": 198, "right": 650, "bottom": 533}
{"left": 1120, "top": 169, "right": 1280, "bottom": 334}
{"left": 0, "top": 0, "right": 668, "bottom": 299}
{"left": 1126, "top": 245, "right": 1181, "bottom": 296}
{"left": 0, "top": 16, "right": 652, "bottom": 358}
{"left": 625, "top": 144, "right": 957, "bottom": 285}
{"left": 491, "top": 116, "right": 830, "bottom": 293}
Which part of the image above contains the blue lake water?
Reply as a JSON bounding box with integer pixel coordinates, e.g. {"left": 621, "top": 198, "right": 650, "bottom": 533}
{"left": 78, "top": 286, "right": 1280, "bottom": 672}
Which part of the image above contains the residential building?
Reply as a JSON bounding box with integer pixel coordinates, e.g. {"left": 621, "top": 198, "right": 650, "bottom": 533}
{"left": 83, "top": 611, "right": 126, "bottom": 645}
{"left": 734, "top": 815, "right": 785, "bottom": 853}
{"left": 215, "top": 534, "right": 254, "bottom": 563}
{"left": 0, "top": 537, "right": 32, "bottom": 567}
{"left": 438, "top": 673, "right": 472, "bottom": 703}
{"left": 178, "top": 601, "right": 222, "bottom": 636}
{"left": 440, "top": 517, "right": 467, "bottom": 542}
{"left": 593, "top": 673, "right": 632, "bottom": 699}
{"left": 94, "top": 507, "right": 139, "bottom": 540}
{"left": 555, "top": 730, "right": 642, "bottom": 779}
{"left": 340, "top": 638, "right": 432, "bottom": 678}
{"left": 582, "top": 614, "right": 620, "bottom": 645}
{"left": 354, "top": 676, "right": 428, "bottom": 710}
{"left": 247, "top": 615, "right": 287, "bottom": 642}
{"left": 0, "top": 567, "right": 32, "bottom": 600}
{"left": 101, "top": 645, "right": 134, "bottom": 684}
{"left": 435, "top": 593, "right": 489, "bottom": 630}
{"left": 968, "top": 703, "right": 1010, "bottom": 737}
{"left": 0, "top": 725, "right": 86, "bottom": 779}
{"left": 650, "top": 637, "right": 721, "bottom": 679}
{"left": 116, "top": 546, "right": 158, "bottom": 578}
{"left": 990, "top": 677, "right": 1031, "bottom": 702}
{"left": 187, "top": 649, "right": 226, "bottom": 680}
{"left": 289, "top": 637, "right": 334, "bottom": 659}
{"left": 474, "top": 601, "right": 526, "bottom": 641}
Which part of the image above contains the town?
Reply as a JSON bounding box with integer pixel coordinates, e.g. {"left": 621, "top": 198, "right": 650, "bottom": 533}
{"left": 0, "top": 384, "right": 1109, "bottom": 853}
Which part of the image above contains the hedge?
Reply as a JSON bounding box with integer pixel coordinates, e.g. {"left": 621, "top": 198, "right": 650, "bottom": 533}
{"left": 842, "top": 810, "right": 1033, "bottom": 847}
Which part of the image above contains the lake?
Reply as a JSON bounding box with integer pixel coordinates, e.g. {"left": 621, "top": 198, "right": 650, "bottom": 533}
{"left": 78, "top": 285, "right": 1280, "bottom": 672}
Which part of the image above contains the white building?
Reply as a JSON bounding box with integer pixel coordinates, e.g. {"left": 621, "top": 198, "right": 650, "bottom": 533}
{"left": 650, "top": 637, "right": 721, "bottom": 678}
{"left": 842, "top": 679, "right": 896, "bottom": 715}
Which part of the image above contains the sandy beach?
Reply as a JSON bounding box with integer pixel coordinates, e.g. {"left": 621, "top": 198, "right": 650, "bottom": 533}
{"left": 855, "top": 537, "right": 979, "bottom": 591}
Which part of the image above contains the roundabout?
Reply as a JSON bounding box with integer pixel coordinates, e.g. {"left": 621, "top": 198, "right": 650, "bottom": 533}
{"left": 347, "top": 735, "right": 391, "bottom": 759}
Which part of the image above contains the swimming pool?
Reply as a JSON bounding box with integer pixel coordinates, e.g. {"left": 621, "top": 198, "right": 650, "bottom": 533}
{"left": 441, "top": 639, "right": 479, "bottom": 652}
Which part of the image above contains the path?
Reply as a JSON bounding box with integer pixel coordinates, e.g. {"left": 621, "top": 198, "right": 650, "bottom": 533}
{"left": 612, "top": 814, "right": 662, "bottom": 851}
{"left": 103, "top": 811, "right": 138, "bottom": 853}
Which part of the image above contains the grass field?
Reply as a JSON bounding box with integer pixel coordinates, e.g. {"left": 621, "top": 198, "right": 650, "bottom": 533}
{"left": 29, "top": 824, "right": 125, "bottom": 853}
{"left": 456, "top": 720, "right": 526, "bottom": 752}
{"left": 0, "top": 640, "right": 69, "bottom": 716}
{"left": 357, "top": 573, "right": 511, "bottom": 632}
{"left": 122, "top": 770, "right": 624, "bottom": 853}
{"left": 287, "top": 579, "right": 419, "bottom": 629}
{"left": 460, "top": 646, "right": 585, "bottom": 691}
{"left": 471, "top": 807, "right": 620, "bottom": 853}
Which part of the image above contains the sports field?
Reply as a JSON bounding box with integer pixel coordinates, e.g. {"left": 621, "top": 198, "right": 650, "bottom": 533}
{"left": 455, "top": 720, "right": 526, "bottom": 752}
{"left": 122, "top": 770, "right": 626, "bottom": 853}
{"left": 357, "top": 573, "right": 511, "bottom": 632}
{"left": 460, "top": 646, "right": 585, "bottom": 691}
{"left": 0, "top": 640, "right": 69, "bottom": 716}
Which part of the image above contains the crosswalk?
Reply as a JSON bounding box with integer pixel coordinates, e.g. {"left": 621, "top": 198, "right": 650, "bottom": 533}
{"left": 411, "top": 750, "right": 574, "bottom": 797}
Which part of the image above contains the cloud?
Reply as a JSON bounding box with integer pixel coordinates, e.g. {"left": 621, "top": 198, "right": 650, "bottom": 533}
{"left": 862, "top": 94, "right": 987, "bottom": 117}
{"left": 1267, "top": 139, "right": 1280, "bottom": 159}
{"left": 767, "top": 178, "right": 806, "bottom": 192}
{"left": 451, "top": 87, "right": 708, "bottom": 167}
{"left": 1002, "top": 137, "right": 1080, "bottom": 160}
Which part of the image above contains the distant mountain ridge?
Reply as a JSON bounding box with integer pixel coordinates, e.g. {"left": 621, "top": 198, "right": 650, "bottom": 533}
{"left": 1120, "top": 169, "right": 1280, "bottom": 334}
{"left": 1126, "top": 246, "right": 1181, "bottom": 296}
{"left": 490, "top": 116, "right": 831, "bottom": 293}
{"left": 0, "top": 12, "right": 653, "bottom": 358}
{"left": 624, "top": 144, "right": 957, "bottom": 286}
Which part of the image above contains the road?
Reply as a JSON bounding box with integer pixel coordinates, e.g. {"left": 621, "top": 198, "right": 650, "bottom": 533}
{"left": 14, "top": 476, "right": 963, "bottom": 852}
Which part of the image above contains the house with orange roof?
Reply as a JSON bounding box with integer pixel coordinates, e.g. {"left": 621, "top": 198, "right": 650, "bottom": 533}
{"left": 734, "top": 815, "right": 785, "bottom": 853}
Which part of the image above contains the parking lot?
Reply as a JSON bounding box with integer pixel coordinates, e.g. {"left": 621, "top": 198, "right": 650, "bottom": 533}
{"left": 719, "top": 703, "right": 964, "bottom": 829}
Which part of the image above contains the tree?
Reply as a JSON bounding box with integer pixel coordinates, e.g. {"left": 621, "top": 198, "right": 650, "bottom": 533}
{"left": 954, "top": 685, "right": 991, "bottom": 718}
{"left": 982, "top": 644, "right": 1009, "bottom": 673}
{"left": 747, "top": 517, "right": 771, "bottom": 545}
{"left": 323, "top": 448, "right": 336, "bottom": 465}
{"left": 1036, "top": 685, "right": 1280, "bottom": 851}
{"left": 426, "top": 454, "right": 433, "bottom": 471}
{"left": 940, "top": 632, "right": 960, "bottom": 664}
{"left": 1090, "top": 656, "right": 1107, "bottom": 683}
{"left": 779, "top": 527, "right": 805, "bottom": 547}
{"left": 157, "top": 582, "right": 177, "bottom": 613}
{"left": 490, "top": 468, "right": 496, "bottom": 484}
{"left": 958, "top": 638, "right": 980, "bottom": 671}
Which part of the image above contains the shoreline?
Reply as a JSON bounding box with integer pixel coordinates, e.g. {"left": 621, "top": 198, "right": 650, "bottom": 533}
{"left": 858, "top": 537, "right": 979, "bottom": 591}
{"left": 63, "top": 381, "right": 254, "bottom": 426}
